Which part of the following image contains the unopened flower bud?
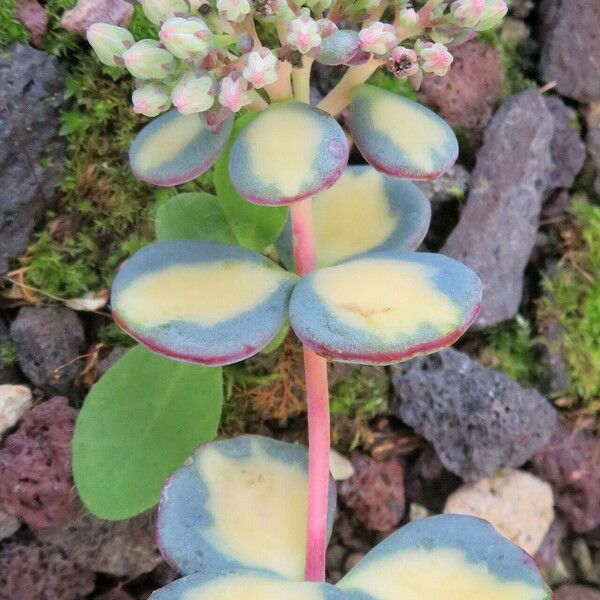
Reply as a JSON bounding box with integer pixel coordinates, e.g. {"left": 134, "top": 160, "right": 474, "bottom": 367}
{"left": 217, "top": 0, "right": 251, "bottom": 23}
{"left": 476, "top": 0, "right": 508, "bottom": 30}
{"left": 358, "top": 22, "right": 397, "bottom": 55}
{"left": 86, "top": 23, "right": 134, "bottom": 67}
{"left": 123, "top": 40, "right": 177, "bottom": 79}
{"left": 450, "top": 0, "right": 485, "bottom": 27}
{"left": 171, "top": 72, "right": 215, "bottom": 114}
{"left": 398, "top": 8, "right": 419, "bottom": 28}
{"left": 159, "top": 17, "right": 213, "bottom": 59}
{"left": 287, "top": 10, "right": 321, "bottom": 54}
{"left": 419, "top": 42, "right": 453, "bottom": 76}
{"left": 387, "top": 46, "right": 418, "bottom": 79}
{"left": 132, "top": 82, "right": 171, "bottom": 117}
{"left": 219, "top": 74, "right": 253, "bottom": 112}
{"left": 140, "top": 0, "right": 189, "bottom": 25}
{"left": 236, "top": 32, "right": 253, "bottom": 54}
{"left": 242, "top": 48, "right": 278, "bottom": 88}
{"left": 317, "top": 18, "right": 338, "bottom": 38}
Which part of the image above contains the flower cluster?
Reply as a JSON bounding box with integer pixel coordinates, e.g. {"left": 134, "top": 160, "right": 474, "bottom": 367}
{"left": 87, "top": 0, "right": 508, "bottom": 119}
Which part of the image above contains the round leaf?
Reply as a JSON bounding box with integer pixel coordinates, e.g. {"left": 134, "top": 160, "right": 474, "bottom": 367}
{"left": 72, "top": 345, "right": 222, "bottom": 520}
{"left": 289, "top": 252, "right": 481, "bottom": 364}
{"left": 337, "top": 514, "right": 550, "bottom": 600}
{"left": 214, "top": 112, "right": 289, "bottom": 251}
{"left": 229, "top": 101, "right": 349, "bottom": 206}
{"left": 349, "top": 85, "right": 458, "bottom": 181}
{"left": 155, "top": 192, "right": 236, "bottom": 244}
{"left": 150, "top": 570, "right": 347, "bottom": 600}
{"left": 157, "top": 435, "right": 337, "bottom": 580}
{"left": 276, "top": 165, "right": 431, "bottom": 269}
{"left": 130, "top": 110, "right": 234, "bottom": 186}
{"left": 111, "top": 240, "right": 298, "bottom": 366}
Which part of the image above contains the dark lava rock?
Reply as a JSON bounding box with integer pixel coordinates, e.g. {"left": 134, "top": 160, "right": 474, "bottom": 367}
{"left": 35, "top": 505, "right": 162, "bottom": 578}
{"left": 555, "top": 586, "right": 600, "bottom": 600}
{"left": 419, "top": 41, "right": 503, "bottom": 143}
{"left": 442, "top": 91, "right": 554, "bottom": 327}
{"left": 545, "top": 95, "right": 586, "bottom": 193}
{"left": 0, "top": 537, "right": 96, "bottom": 600}
{"left": 534, "top": 517, "right": 568, "bottom": 571}
{"left": 392, "top": 348, "right": 557, "bottom": 482}
{"left": 0, "top": 397, "right": 77, "bottom": 529}
{"left": 532, "top": 421, "right": 600, "bottom": 533}
{"left": 539, "top": 0, "right": 600, "bottom": 103}
{"left": 338, "top": 453, "right": 405, "bottom": 532}
{"left": 0, "top": 44, "right": 66, "bottom": 275}
{"left": 10, "top": 306, "right": 85, "bottom": 394}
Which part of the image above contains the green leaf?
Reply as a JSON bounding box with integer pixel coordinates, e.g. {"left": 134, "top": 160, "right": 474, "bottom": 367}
{"left": 214, "top": 112, "right": 288, "bottom": 252}
{"left": 155, "top": 192, "right": 236, "bottom": 243}
{"left": 73, "top": 345, "right": 223, "bottom": 520}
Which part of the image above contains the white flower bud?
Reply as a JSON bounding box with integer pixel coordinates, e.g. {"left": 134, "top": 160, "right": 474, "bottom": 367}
{"left": 398, "top": 8, "right": 419, "bottom": 28}
{"left": 450, "top": 0, "right": 485, "bottom": 27}
{"left": 123, "top": 40, "right": 177, "bottom": 80}
{"left": 218, "top": 74, "right": 253, "bottom": 112}
{"left": 86, "top": 23, "right": 134, "bottom": 67}
{"left": 419, "top": 42, "right": 453, "bottom": 76}
{"left": 476, "top": 0, "right": 508, "bottom": 30}
{"left": 216, "top": 0, "right": 251, "bottom": 23}
{"left": 171, "top": 72, "right": 215, "bottom": 114}
{"left": 159, "top": 17, "right": 213, "bottom": 59}
{"left": 132, "top": 82, "right": 171, "bottom": 117}
{"left": 140, "top": 0, "right": 189, "bottom": 25}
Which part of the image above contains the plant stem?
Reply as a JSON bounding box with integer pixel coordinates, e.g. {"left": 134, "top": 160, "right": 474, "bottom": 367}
{"left": 290, "top": 200, "right": 331, "bottom": 583}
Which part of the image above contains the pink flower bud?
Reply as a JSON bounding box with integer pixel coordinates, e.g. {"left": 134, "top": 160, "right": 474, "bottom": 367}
{"left": 132, "top": 82, "right": 171, "bottom": 117}
{"left": 159, "top": 17, "right": 213, "bottom": 59}
{"left": 242, "top": 48, "right": 279, "bottom": 89}
{"left": 477, "top": 0, "right": 508, "bottom": 30}
{"left": 287, "top": 10, "right": 321, "bottom": 54}
{"left": 123, "top": 40, "right": 176, "bottom": 80}
{"left": 358, "top": 22, "right": 397, "bottom": 56}
{"left": 86, "top": 23, "right": 134, "bottom": 67}
{"left": 387, "top": 46, "right": 418, "bottom": 79}
{"left": 216, "top": 0, "right": 251, "bottom": 23}
{"left": 398, "top": 8, "right": 419, "bottom": 28}
{"left": 450, "top": 0, "right": 485, "bottom": 27}
{"left": 219, "top": 74, "right": 253, "bottom": 112}
{"left": 419, "top": 42, "right": 453, "bottom": 77}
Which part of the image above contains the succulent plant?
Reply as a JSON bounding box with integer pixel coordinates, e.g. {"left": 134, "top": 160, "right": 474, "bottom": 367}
{"left": 74, "top": 1, "right": 541, "bottom": 597}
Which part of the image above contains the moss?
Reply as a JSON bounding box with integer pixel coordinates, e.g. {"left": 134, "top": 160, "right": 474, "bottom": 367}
{"left": 538, "top": 196, "right": 600, "bottom": 402}
{"left": 368, "top": 69, "right": 418, "bottom": 101}
{"left": 480, "top": 316, "right": 543, "bottom": 387}
{"left": 0, "top": 341, "right": 18, "bottom": 367}
{"left": 129, "top": 3, "right": 159, "bottom": 41}
{"left": 330, "top": 372, "right": 388, "bottom": 420}
{"left": 0, "top": 0, "right": 29, "bottom": 46}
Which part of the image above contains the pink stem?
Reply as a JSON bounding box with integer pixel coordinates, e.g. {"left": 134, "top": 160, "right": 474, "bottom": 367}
{"left": 290, "top": 199, "right": 331, "bottom": 583}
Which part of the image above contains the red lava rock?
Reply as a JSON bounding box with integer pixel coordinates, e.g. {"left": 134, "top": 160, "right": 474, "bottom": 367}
{"left": 60, "top": 0, "right": 134, "bottom": 36}
{"left": 35, "top": 504, "right": 163, "bottom": 578}
{"left": 539, "top": 0, "right": 600, "bottom": 103}
{"left": 338, "top": 453, "right": 405, "bottom": 532}
{"left": 17, "top": 0, "right": 48, "bottom": 47}
{"left": 419, "top": 41, "right": 503, "bottom": 142}
{"left": 0, "top": 397, "right": 77, "bottom": 529}
{"left": 0, "top": 537, "right": 95, "bottom": 600}
{"left": 554, "top": 585, "right": 600, "bottom": 600}
{"left": 532, "top": 420, "right": 600, "bottom": 533}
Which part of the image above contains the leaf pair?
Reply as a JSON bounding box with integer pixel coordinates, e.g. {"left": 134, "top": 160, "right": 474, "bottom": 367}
{"left": 150, "top": 435, "right": 550, "bottom": 600}
{"left": 111, "top": 240, "right": 481, "bottom": 366}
